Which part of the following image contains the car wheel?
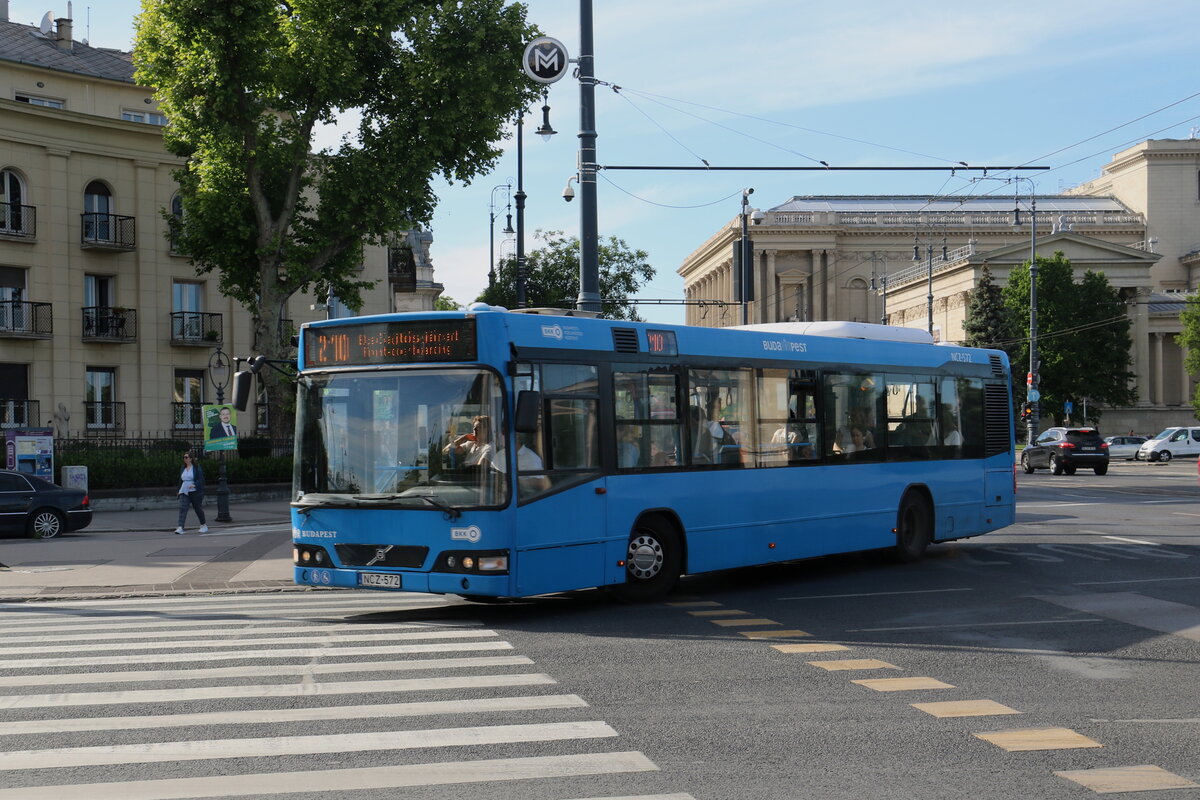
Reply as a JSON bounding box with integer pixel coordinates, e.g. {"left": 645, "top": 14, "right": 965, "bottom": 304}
{"left": 1050, "top": 453, "right": 1064, "bottom": 475}
{"left": 28, "top": 508, "right": 65, "bottom": 539}
{"left": 1021, "top": 452, "right": 1035, "bottom": 474}
{"left": 1063, "top": 465, "right": 1077, "bottom": 475}
{"left": 891, "top": 492, "right": 933, "bottom": 563}
{"left": 1159, "top": 450, "right": 1172, "bottom": 463}
{"left": 611, "top": 516, "right": 682, "bottom": 602}
{"left": 1094, "top": 464, "right": 1108, "bottom": 475}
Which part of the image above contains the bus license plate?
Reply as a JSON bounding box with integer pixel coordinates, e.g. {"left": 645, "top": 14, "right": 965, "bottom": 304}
{"left": 359, "top": 572, "right": 401, "bottom": 588}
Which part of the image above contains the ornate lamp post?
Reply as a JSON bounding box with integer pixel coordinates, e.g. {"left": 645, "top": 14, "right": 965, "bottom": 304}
{"left": 488, "top": 183, "right": 514, "bottom": 288}
{"left": 208, "top": 347, "right": 232, "bottom": 523}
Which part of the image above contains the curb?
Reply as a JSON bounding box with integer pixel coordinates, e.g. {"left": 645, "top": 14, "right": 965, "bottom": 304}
{"left": 0, "top": 581, "right": 335, "bottom": 604}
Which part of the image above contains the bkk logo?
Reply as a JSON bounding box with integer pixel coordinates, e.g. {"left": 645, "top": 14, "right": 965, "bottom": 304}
{"left": 541, "top": 324, "right": 564, "bottom": 340}
{"left": 450, "top": 525, "right": 482, "bottom": 543}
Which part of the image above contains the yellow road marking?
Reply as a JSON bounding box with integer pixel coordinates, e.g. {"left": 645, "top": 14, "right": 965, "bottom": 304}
{"left": 688, "top": 609, "right": 749, "bottom": 617}
{"left": 710, "top": 618, "right": 779, "bottom": 627}
{"left": 912, "top": 700, "right": 1021, "bottom": 718}
{"left": 852, "top": 677, "right": 955, "bottom": 692}
{"left": 1055, "top": 765, "right": 1198, "bottom": 794}
{"left": 808, "top": 659, "right": 899, "bottom": 671}
{"left": 740, "top": 630, "right": 811, "bottom": 639}
{"left": 772, "top": 643, "right": 850, "bottom": 653}
{"left": 974, "top": 727, "right": 1102, "bottom": 751}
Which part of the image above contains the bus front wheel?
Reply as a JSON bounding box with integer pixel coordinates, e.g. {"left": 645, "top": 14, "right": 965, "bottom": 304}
{"left": 612, "top": 517, "right": 682, "bottom": 602}
{"left": 892, "top": 493, "right": 932, "bottom": 563}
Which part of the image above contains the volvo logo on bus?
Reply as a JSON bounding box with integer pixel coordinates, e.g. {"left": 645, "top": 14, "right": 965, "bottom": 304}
{"left": 522, "top": 37, "right": 569, "bottom": 84}
{"left": 451, "top": 525, "right": 483, "bottom": 543}
{"left": 365, "top": 545, "right": 393, "bottom": 567}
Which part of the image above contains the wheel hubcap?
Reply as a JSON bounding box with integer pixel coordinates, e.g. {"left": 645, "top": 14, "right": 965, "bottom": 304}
{"left": 33, "top": 514, "right": 59, "bottom": 537}
{"left": 627, "top": 534, "right": 663, "bottom": 580}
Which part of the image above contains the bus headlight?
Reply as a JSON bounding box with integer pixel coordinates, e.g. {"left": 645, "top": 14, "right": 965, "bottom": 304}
{"left": 294, "top": 544, "right": 333, "bottom": 567}
{"left": 434, "top": 549, "right": 510, "bottom": 575}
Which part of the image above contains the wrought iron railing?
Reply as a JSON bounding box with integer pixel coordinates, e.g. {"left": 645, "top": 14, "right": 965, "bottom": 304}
{"left": 172, "top": 402, "right": 204, "bottom": 430}
{"left": 83, "top": 401, "right": 126, "bottom": 432}
{"left": 0, "top": 300, "right": 52, "bottom": 336}
{"left": 82, "top": 306, "right": 138, "bottom": 342}
{"left": 0, "top": 203, "right": 35, "bottom": 237}
{"left": 81, "top": 213, "right": 136, "bottom": 250}
{"left": 170, "top": 311, "right": 223, "bottom": 345}
{"left": 0, "top": 398, "right": 39, "bottom": 428}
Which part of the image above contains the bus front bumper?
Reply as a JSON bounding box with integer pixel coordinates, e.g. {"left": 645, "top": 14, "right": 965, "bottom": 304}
{"left": 294, "top": 566, "right": 510, "bottom": 595}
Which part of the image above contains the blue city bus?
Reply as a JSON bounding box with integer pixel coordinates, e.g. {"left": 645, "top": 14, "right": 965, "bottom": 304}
{"left": 290, "top": 307, "right": 1015, "bottom": 600}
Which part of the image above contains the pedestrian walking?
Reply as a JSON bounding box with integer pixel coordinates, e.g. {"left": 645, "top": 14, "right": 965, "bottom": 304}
{"left": 175, "top": 451, "right": 209, "bottom": 535}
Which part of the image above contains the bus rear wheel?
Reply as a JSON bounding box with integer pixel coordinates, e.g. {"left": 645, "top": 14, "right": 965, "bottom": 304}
{"left": 612, "top": 517, "right": 681, "bottom": 602}
{"left": 892, "top": 493, "right": 932, "bottom": 563}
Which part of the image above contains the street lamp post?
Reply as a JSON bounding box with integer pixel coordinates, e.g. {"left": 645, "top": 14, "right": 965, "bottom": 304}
{"left": 1014, "top": 187, "right": 1039, "bottom": 444}
{"left": 208, "top": 347, "right": 232, "bottom": 523}
{"left": 739, "top": 188, "right": 754, "bottom": 325}
{"left": 488, "top": 183, "right": 514, "bottom": 289}
{"left": 515, "top": 91, "right": 555, "bottom": 309}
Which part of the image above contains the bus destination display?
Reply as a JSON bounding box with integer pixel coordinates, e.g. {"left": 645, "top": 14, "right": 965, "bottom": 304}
{"left": 305, "top": 319, "right": 477, "bottom": 366}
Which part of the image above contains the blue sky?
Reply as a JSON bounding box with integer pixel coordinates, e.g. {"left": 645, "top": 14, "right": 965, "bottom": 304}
{"left": 30, "top": 1, "right": 1200, "bottom": 323}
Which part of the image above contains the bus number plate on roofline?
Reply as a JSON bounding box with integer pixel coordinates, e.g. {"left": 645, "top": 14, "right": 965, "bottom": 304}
{"left": 359, "top": 572, "right": 402, "bottom": 588}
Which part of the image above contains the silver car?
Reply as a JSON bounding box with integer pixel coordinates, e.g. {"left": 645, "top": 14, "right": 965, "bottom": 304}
{"left": 1104, "top": 435, "right": 1147, "bottom": 460}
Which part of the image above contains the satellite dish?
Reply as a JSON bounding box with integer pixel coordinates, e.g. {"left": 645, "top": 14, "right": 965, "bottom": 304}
{"left": 39, "top": 12, "right": 53, "bottom": 35}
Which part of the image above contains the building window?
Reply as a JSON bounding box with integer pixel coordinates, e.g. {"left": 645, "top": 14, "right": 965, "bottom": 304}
{"left": 121, "top": 109, "right": 168, "bottom": 126}
{"left": 172, "top": 281, "right": 204, "bottom": 339}
{"left": 15, "top": 93, "right": 63, "bottom": 109}
{"left": 83, "top": 180, "right": 113, "bottom": 242}
{"left": 85, "top": 367, "right": 117, "bottom": 429}
{"left": 0, "top": 168, "right": 27, "bottom": 234}
{"left": 174, "top": 369, "right": 204, "bottom": 429}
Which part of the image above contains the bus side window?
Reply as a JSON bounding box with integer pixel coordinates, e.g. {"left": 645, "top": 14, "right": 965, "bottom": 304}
{"left": 615, "top": 366, "right": 683, "bottom": 470}
{"left": 687, "top": 368, "right": 754, "bottom": 468}
{"left": 824, "top": 372, "right": 883, "bottom": 461}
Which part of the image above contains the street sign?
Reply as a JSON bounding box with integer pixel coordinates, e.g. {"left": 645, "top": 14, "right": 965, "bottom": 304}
{"left": 1028, "top": 389, "right": 1041, "bottom": 402}
{"left": 1064, "top": 400, "right": 1073, "bottom": 413}
{"left": 522, "top": 37, "right": 570, "bottom": 84}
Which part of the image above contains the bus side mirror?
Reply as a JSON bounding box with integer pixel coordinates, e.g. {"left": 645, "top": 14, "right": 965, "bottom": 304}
{"left": 515, "top": 390, "right": 541, "bottom": 434}
{"left": 231, "top": 370, "right": 254, "bottom": 412}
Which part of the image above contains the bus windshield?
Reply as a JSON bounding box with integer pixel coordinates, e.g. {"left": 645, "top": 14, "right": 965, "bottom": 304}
{"left": 294, "top": 368, "right": 509, "bottom": 510}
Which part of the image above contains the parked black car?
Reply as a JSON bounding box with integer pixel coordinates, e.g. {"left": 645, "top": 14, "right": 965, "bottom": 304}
{"left": 1021, "top": 427, "right": 1109, "bottom": 475}
{"left": 0, "top": 469, "right": 93, "bottom": 538}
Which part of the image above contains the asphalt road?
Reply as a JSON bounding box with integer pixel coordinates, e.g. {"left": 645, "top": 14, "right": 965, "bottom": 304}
{"left": 0, "top": 458, "right": 1196, "bottom": 799}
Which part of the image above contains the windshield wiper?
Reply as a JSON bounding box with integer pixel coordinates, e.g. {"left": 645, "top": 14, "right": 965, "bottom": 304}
{"left": 421, "top": 495, "right": 462, "bottom": 519}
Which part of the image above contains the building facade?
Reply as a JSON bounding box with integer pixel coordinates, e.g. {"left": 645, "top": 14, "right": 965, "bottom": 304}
{"left": 678, "top": 139, "right": 1200, "bottom": 434}
{"left": 0, "top": 10, "right": 440, "bottom": 439}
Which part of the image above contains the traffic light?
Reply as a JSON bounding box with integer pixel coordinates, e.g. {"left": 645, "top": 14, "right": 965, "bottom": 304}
{"left": 1020, "top": 402, "right": 1033, "bottom": 420}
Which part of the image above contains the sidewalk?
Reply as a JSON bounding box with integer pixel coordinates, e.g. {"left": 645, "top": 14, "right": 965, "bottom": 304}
{"left": 0, "top": 497, "right": 307, "bottom": 603}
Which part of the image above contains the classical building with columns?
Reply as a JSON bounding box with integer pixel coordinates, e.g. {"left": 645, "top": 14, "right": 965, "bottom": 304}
{"left": 678, "top": 138, "right": 1200, "bottom": 434}
{"left": 0, "top": 9, "right": 441, "bottom": 438}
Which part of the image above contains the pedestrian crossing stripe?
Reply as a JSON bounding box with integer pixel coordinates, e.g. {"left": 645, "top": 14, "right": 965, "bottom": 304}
{"left": 0, "top": 721, "right": 621, "bottom": 770}
{"left": 0, "top": 694, "right": 590, "bottom": 736}
{"left": 0, "top": 639, "right": 516, "bottom": 670}
{"left": 0, "top": 672, "right": 557, "bottom": 710}
{"left": 0, "top": 654, "right": 535, "bottom": 688}
{"left": 0, "top": 751, "right": 660, "bottom": 799}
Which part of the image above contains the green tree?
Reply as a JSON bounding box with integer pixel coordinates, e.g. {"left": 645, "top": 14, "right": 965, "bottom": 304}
{"left": 1003, "top": 251, "right": 1135, "bottom": 425}
{"left": 1177, "top": 294, "right": 1200, "bottom": 419}
{"left": 476, "top": 230, "right": 655, "bottom": 320}
{"left": 434, "top": 295, "right": 463, "bottom": 312}
{"left": 962, "top": 263, "right": 1018, "bottom": 350}
{"left": 134, "top": 0, "right": 539, "bottom": 436}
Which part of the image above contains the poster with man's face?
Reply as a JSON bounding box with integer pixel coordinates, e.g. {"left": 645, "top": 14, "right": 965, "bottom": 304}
{"left": 203, "top": 404, "right": 238, "bottom": 451}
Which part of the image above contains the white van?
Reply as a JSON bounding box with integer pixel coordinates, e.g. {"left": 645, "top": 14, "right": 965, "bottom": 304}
{"left": 1136, "top": 426, "right": 1200, "bottom": 462}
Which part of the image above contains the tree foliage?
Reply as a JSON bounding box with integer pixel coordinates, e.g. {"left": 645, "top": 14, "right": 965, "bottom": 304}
{"left": 434, "top": 295, "right": 462, "bottom": 311}
{"left": 962, "top": 263, "right": 1018, "bottom": 350}
{"left": 476, "top": 230, "right": 655, "bottom": 320}
{"left": 1177, "top": 294, "right": 1200, "bottom": 420}
{"left": 134, "top": 0, "right": 539, "bottom": 435}
{"left": 1002, "top": 251, "right": 1136, "bottom": 425}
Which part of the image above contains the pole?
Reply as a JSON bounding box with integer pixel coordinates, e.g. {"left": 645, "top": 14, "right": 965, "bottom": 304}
{"left": 515, "top": 118, "right": 527, "bottom": 308}
{"left": 1027, "top": 196, "right": 1039, "bottom": 445}
{"left": 209, "top": 347, "right": 231, "bottom": 523}
{"left": 926, "top": 244, "right": 934, "bottom": 337}
{"left": 576, "top": 0, "right": 601, "bottom": 313}
{"left": 740, "top": 190, "right": 751, "bottom": 325}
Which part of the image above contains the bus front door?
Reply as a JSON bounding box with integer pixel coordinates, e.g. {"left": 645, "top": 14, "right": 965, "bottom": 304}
{"left": 513, "top": 478, "right": 608, "bottom": 596}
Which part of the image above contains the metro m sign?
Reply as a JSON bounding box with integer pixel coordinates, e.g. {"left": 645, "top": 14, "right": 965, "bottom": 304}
{"left": 522, "top": 36, "right": 570, "bottom": 84}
